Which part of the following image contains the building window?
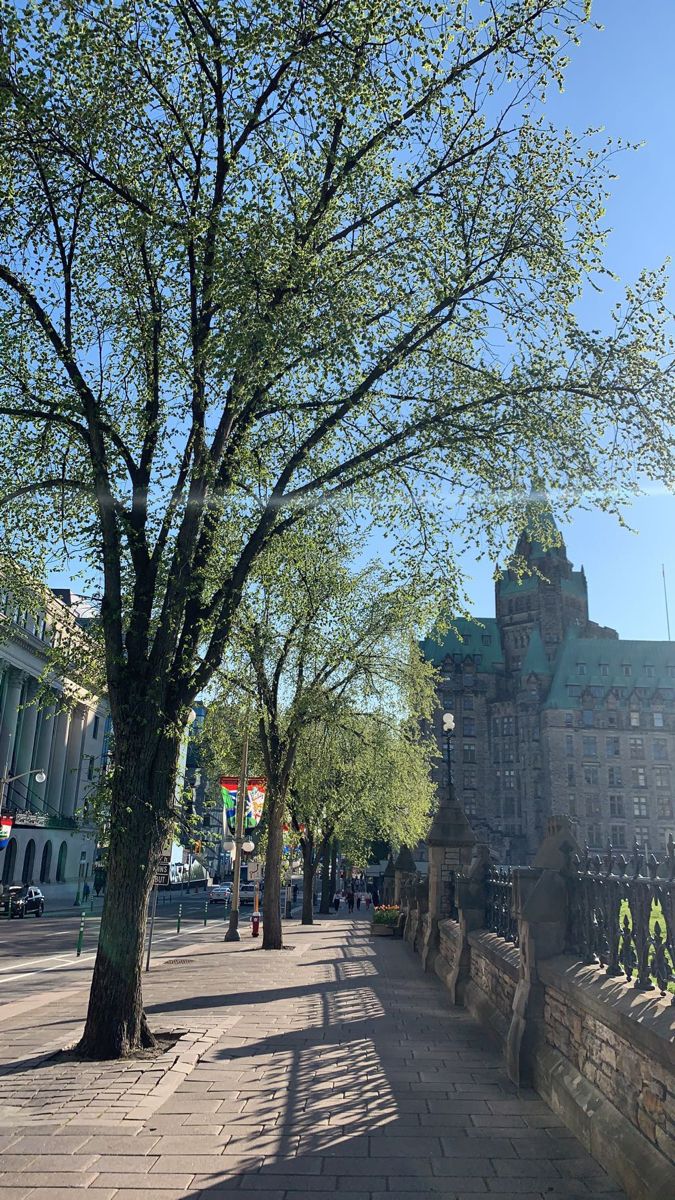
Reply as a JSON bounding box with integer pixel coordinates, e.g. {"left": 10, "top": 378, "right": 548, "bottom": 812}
{"left": 634, "top": 824, "right": 650, "bottom": 847}
{"left": 654, "top": 767, "right": 670, "bottom": 789}
{"left": 464, "top": 693, "right": 474, "bottom": 711}
{"left": 599, "top": 663, "right": 609, "bottom": 677}
{"left": 87, "top": 756, "right": 95, "bottom": 782}
{"left": 503, "top": 769, "right": 515, "bottom": 790}
{"left": 587, "top": 823, "right": 602, "bottom": 847}
{"left": 606, "top": 737, "right": 620, "bottom": 757}
{"left": 568, "top": 792, "right": 577, "bottom": 815}
{"left": 610, "top": 825, "right": 626, "bottom": 848}
{"left": 585, "top": 794, "right": 601, "bottom": 817}
{"left": 582, "top": 736, "right": 597, "bottom": 758}
{"left": 564, "top": 712, "right": 574, "bottom": 728}
{"left": 463, "top": 717, "right": 476, "bottom": 737}
{"left": 657, "top": 796, "right": 673, "bottom": 820}
{"left": 633, "top": 796, "right": 648, "bottom": 819}
{"left": 609, "top": 794, "right": 625, "bottom": 818}
{"left": 608, "top": 766, "right": 623, "bottom": 788}
{"left": 622, "top": 664, "right": 632, "bottom": 677}
{"left": 645, "top": 665, "right": 655, "bottom": 678}
{"left": 653, "top": 739, "right": 668, "bottom": 761}
{"left": 577, "top": 662, "right": 586, "bottom": 676}
{"left": 582, "top": 709, "right": 594, "bottom": 728}
{"left": 629, "top": 711, "right": 640, "bottom": 728}
{"left": 463, "top": 742, "right": 476, "bottom": 763}
{"left": 653, "top": 711, "right": 664, "bottom": 729}
{"left": 92, "top": 715, "right": 100, "bottom": 740}
{"left": 631, "top": 766, "right": 647, "bottom": 788}
{"left": 567, "top": 763, "right": 575, "bottom": 785}
{"left": 463, "top": 768, "right": 476, "bottom": 790}
{"left": 629, "top": 737, "right": 644, "bottom": 759}
{"left": 565, "top": 735, "right": 574, "bottom": 756}
{"left": 502, "top": 716, "right": 514, "bottom": 736}
{"left": 583, "top": 765, "right": 599, "bottom": 786}
{"left": 482, "top": 634, "right": 492, "bottom": 646}
{"left": 607, "top": 711, "right": 618, "bottom": 728}
{"left": 567, "top": 685, "right": 580, "bottom": 698}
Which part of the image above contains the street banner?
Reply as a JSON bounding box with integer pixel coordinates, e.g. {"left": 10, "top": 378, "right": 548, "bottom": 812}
{"left": 0, "top": 814, "right": 13, "bottom": 849}
{"left": 220, "top": 776, "right": 266, "bottom": 834}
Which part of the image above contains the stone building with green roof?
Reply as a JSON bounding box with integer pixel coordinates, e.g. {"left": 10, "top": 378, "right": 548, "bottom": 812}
{"left": 422, "top": 511, "right": 675, "bottom": 862}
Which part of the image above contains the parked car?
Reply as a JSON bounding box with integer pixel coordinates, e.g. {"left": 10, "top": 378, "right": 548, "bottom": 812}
{"left": 239, "top": 882, "right": 257, "bottom": 905}
{"left": 3, "top": 885, "right": 45, "bottom": 918}
{"left": 208, "top": 883, "right": 232, "bottom": 904}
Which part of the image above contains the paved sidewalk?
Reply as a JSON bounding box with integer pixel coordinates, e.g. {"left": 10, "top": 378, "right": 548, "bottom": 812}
{"left": 0, "top": 914, "right": 626, "bottom": 1200}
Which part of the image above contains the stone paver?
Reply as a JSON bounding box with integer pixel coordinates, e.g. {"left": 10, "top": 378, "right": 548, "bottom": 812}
{"left": 0, "top": 914, "right": 627, "bottom": 1199}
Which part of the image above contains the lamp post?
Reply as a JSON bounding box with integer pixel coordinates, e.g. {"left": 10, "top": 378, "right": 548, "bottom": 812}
{"left": 442, "top": 711, "right": 455, "bottom": 798}
{"left": 224, "top": 730, "right": 249, "bottom": 942}
{"left": 0, "top": 768, "right": 47, "bottom": 813}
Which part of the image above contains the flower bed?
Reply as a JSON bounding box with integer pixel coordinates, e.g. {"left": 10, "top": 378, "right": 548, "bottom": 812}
{"left": 372, "top": 904, "right": 400, "bottom": 928}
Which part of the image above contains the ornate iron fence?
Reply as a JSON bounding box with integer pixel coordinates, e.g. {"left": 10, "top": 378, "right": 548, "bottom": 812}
{"left": 485, "top": 866, "right": 518, "bottom": 944}
{"left": 566, "top": 836, "right": 675, "bottom": 1003}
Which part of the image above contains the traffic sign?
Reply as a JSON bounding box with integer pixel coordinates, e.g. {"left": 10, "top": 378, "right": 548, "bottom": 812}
{"left": 155, "top": 853, "right": 171, "bottom": 885}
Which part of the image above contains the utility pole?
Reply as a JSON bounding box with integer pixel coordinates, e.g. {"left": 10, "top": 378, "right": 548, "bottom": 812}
{"left": 224, "top": 730, "right": 248, "bottom": 942}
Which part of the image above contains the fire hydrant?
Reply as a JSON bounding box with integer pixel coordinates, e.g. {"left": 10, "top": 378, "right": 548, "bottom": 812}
{"left": 251, "top": 913, "right": 260, "bottom": 937}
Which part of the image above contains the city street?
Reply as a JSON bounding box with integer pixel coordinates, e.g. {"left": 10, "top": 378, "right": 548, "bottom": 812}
{"left": 0, "top": 892, "right": 239, "bottom": 1007}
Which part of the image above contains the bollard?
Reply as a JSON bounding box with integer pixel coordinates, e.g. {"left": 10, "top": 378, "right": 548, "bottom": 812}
{"left": 76, "top": 910, "right": 86, "bottom": 957}
{"left": 204, "top": 899, "right": 208, "bottom": 926}
{"left": 251, "top": 913, "right": 260, "bottom": 938}
{"left": 90, "top": 894, "right": 94, "bottom": 913}
{"left": 177, "top": 903, "right": 182, "bottom": 933}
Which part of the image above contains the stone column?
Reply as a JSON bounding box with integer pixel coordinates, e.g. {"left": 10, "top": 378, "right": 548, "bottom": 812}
{"left": 46, "top": 707, "right": 70, "bottom": 813}
{"left": 0, "top": 668, "right": 25, "bottom": 796}
{"left": 423, "top": 780, "right": 477, "bottom": 971}
{"left": 382, "top": 854, "right": 396, "bottom": 904}
{"left": 12, "top": 678, "right": 40, "bottom": 802}
{"left": 394, "top": 844, "right": 417, "bottom": 905}
{"left": 447, "top": 843, "right": 491, "bottom": 1003}
{"left": 60, "top": 705, "right": 86, "bottom": 818}
{"left": 33, "top": 697, "right": 57, "bottom": 809}
{"left": 505, "top": 817, "right": 579, "bottom": 1087}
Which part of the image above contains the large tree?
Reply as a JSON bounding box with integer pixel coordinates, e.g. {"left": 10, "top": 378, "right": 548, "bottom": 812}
{"left": 0, "top": 0, "right": 673, "bottom": 1055}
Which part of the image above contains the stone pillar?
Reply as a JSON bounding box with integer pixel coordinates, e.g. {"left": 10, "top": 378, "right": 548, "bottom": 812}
{"left": 12, "top": 678, "right": 40, "bottom": 802}
{"left": 505, "top": 817, "right": 579, "bottom": 1087}
{"left": 61, "top": 705, "right": 86, "bottom": 818}
{"left": 46, "top": 707, "right": 70, "bottom": 813}
{"left": 427, "top": 780, "right": 476, "bottom": 919}
{"left": 382, "top": 854, "right": 396, "bottom": 904}
{"left": 0, "top": 668, "right": 25, "bottom": 796}
{"left": 394, "top": 844, "right": 417, "bottom": 905}
{"left": 33, "top": 697, "right": 57, "bottom": 809}
{"left": 448, "top": 843, "right": 491, "bottom": 1004}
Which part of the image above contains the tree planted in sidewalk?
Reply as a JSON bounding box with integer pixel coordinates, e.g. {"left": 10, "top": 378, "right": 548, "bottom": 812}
{"left": 1, "top": 0, "right": 674, "bottom": 1054}
{"left": 290, "top": 712, "right": 435, "bottom": 924}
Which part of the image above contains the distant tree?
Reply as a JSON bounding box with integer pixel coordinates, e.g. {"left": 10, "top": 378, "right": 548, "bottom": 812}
{"left": 290, "top": 713, "right": 435, "bottom": 924}
{"left": 0, "top": 0, "right": 673, "bottom": 1055}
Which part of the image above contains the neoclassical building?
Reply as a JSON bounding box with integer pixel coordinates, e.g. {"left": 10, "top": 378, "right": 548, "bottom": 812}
{"left": 422, "top": 513, "right": 675, "bottom": 864}
{"left": 0, "top": 586, "right": 108, "bottom": 899}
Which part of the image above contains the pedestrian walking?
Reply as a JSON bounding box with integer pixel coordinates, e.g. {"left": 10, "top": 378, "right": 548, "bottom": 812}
{"left": 333, "top": 892, "right": 341, "bottom": 913}
{"left": 365, "top": 894, "right": 371, "bottom": 910}
{"left": 82, "top": 882, "right": 90, "bottom": 902}
{"left": 372, "top": 887, "right": 380, "bottom": 907}
{"left": 356, "top": 894, "right": 362, "bottom": 910}
{"left": 347, "top": 890, "right": 355, "bottom": 913}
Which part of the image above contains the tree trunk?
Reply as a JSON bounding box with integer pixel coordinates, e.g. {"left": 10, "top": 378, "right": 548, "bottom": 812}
{"left": 330, "top": 838, "right": 337, "bottom": 898}
{"left": 301, "top": 838, "right": 315, "bottom": 925}
{"left": 262, "top": 793, "right": 284, "bottom": 949}
{"left": 320, "top": 838, "right": 331, "bottom": 914}
{"left": 76, "top": 731, "right": 178, "bottom": 1058}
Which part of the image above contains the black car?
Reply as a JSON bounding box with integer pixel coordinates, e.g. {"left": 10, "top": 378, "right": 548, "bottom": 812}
{"left": 3, "top": 885, "right": 45, "bottom": 918}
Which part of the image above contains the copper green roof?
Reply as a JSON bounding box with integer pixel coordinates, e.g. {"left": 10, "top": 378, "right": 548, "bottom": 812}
{"left": 522, "top": 628, "right": 550, "bottom": 676}
{"left": 420, "top": 617, "right": 504, "bottom": 671}
{"left": 545, "top": 634, "right": 675, "bottom": 708}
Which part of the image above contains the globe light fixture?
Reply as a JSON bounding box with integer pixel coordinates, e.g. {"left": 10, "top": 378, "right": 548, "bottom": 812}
{"left": 34, "top": 770, "right": 46, "bottom": 784}
{"left": 242, "top": 838, "right": 255, "bottom": 854}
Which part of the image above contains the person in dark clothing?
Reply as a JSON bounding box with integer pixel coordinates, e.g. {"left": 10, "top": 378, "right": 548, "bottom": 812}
{"left": 372, "top": 887, "right": 380, "bottom": 907}
{"left": 356, "top": 894, "right": 362, "bottom": 910}
{"left": 333, "top": 893, "right": 340, "bottom": 912}
{"left": 347, "top": 891, "right": 355, "bottom": 913}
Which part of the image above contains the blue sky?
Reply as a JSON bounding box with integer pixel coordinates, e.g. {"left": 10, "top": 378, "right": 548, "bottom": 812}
{"left": 450, "top": 0, "right": 675, "bottom": 641}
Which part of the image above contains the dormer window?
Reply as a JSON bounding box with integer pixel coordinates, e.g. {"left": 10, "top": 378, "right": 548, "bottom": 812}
{"left": 599, "top": 663, "right": 609, "bottom": 677}
{"left": 645, "top": 665, "right": 655, "bottom": 678}
{"left": 622, "top": 664, "right": 631, "bottom": 677}
{"left": 576, "top": 662, "right": 586, "bottom": 676}
{"left": 482, "top": 634, "right": 492, "bottom": 646}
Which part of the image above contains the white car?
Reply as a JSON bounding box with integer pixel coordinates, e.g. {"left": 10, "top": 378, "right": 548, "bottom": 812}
{"left": 239, "top": 882, "right": 257, "bottom": 905}
{"left": 208, "top": 883, "right": 232, "bottom": 904}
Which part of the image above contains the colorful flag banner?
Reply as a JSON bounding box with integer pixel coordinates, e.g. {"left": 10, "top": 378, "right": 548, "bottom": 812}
{"left": 220, "top": 776, "right": 266, "bottom": 835}
{"left": 0, "top": 813, "right": 13, "bottom": 850}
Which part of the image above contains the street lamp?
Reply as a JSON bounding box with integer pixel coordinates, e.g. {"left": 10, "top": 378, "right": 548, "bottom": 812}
{"left": 442, "top": 712, "right": 455, "bottom": 797}
{"left": 0, "top": 768, "right": 47, "bottom": 811}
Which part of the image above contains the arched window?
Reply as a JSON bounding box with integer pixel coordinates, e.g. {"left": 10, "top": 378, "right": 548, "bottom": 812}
{"left": 40, "top": 840, "right": 53, "bottom": 883}
{"left": 2, "top": 837, "right": 17, "bottom": 884}
{"left": 56, "top": 839, "right": 68, "bottom": 882}
{"left": 22, "top": 838, "right": 36, "bottom": 884}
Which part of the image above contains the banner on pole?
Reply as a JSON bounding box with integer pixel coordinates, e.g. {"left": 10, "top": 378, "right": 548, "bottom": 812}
{"left": 0, "top": 814, "right": 13, "bottom": 850}
{"left": 220, "top": 776, "right": 266, "bottom": 835}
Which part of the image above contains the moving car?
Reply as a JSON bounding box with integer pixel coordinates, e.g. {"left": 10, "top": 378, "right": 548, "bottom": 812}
{"left": 239, "top": 882, "right": 257, "bottom": 905}
{"left": 3, "top": 885, "right": 45, "bottom": 918}
{"left": 208, "top": 883, "right": 232, "bottom": 904}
